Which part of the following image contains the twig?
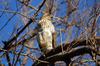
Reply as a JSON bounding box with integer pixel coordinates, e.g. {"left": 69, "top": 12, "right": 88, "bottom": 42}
{"left": 3, "top": 0, "right": 46, "bottom": 51}
{"left": 14, "top": 43, "right": 24, "bottom": 66}
{"left": 5, "top": 51, "right": 11, "bottom": 66}
{"left": 60, "top": 29, "right": 64, "bottom": 54}
{"left": 0, "top": 10, "right": 30, "bottom": 19}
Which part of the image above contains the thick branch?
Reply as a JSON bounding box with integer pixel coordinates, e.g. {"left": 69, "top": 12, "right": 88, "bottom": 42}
{"left": 33, "top": 37, "right": 100, "bottom": 66}
{"left": 33, "top": 45, "right": 100, "bottom": 66}
{"left": 45, "top": 36, "right": 100, "bottom": 57}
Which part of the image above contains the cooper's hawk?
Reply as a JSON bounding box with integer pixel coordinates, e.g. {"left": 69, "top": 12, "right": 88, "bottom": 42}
{"left": 37, "top": 13, "right": 56, "bottom": 54}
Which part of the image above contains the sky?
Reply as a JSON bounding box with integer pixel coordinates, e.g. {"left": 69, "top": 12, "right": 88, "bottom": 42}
{"left": 0, "top": 0, "right": 99, "bottom": 66}
{"left": 0, "top": 0, "right": 98, "bottom": 44}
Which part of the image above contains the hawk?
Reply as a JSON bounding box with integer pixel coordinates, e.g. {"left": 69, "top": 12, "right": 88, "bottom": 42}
{"left": 37, "top": 13, "right": 56, "bottom": 54}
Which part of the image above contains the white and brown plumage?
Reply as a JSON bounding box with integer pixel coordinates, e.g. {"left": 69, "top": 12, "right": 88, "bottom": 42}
{"left": 37, "top": 14, "right": 56, "bottom": 54}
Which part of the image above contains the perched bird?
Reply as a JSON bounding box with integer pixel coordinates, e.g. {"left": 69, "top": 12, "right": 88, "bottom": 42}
{"left": 37, "top": 13, "right": 56, "bottom": 54}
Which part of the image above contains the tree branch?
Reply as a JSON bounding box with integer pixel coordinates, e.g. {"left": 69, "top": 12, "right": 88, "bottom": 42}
{"left": 32, "top": 36, "right": 100, "bottom": 66}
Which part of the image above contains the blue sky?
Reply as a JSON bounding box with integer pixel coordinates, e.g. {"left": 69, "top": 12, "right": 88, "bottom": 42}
{"left": 0, "top": 0, "right": 42, "bottom": 66}
{"left": 0, "top": 0, "right": 99, "bottom": 66}
{"left": 0, "top": 0, "right": 98, "bottom": 44}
